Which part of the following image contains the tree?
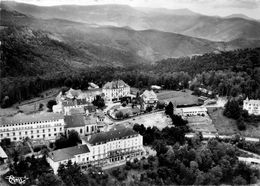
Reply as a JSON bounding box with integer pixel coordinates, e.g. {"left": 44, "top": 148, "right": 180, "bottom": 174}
{"left": 38, "top": 173, "right": 63, "bottom": 186}
{"left": 115, "top": 111, "right": 124, "bottom": 119}
{"left": 92, "top": 95, "right": 105, "bottom": 109}
{"left": 47, "top": 100, "right": 57, "bottom": 112}
{"left": 165, "top": 102, "right": 174, "bottom": 116}
{"left": 224, "top": 99, "right": 241, "bottom": 119}
{"left": 233, "top": 175, "right": 247, "bottom": 185}
{"left": 38, "top": 103, "right": 44, "bottom": 111}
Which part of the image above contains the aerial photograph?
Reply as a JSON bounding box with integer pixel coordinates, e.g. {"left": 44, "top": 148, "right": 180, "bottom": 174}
{"left": 0, "top": 0, "right": 260, "bottom": 185}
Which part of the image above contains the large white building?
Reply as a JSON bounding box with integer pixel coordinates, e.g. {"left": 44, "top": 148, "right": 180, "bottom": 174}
{"left": 0, "top": 113, "right": 65, "bottom": 142}
{"left": 243, "top": 98, "right": 260, "bottom": 115}
{"left": 140, "top": 90, "right": 158, "bottom": 109}
{"left": 47, "top": 145, "right": 91, "bottom": 174}
{"left": 47, "top": 127, "right": 144, "bottom": 174}
{"left": 102, "top": 80, "right": 130, "bottom": 102}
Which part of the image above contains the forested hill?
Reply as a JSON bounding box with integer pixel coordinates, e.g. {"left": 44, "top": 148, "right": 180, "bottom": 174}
{"left": 155, "top": 48, "right": 260, "bottom": 75}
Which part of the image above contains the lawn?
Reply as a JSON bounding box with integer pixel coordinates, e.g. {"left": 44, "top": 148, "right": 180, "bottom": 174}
{"left": 208, "top": 107, "right": 260, "bottom": 138}
{"left": 0, "top": 88, "right": 60, "bottom": 117}
{"left": 156, "top": 90, "right": 199, "bottom": 105}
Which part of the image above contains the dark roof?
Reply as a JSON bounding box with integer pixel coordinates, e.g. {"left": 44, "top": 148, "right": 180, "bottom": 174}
{"left": 84, "top": 105, "right": 96, "bottom": 113}
{"left": 87, "top": 127, "right": 138, "bottom": 145}
{"left": 103, "top": 80, "right": 129, "bottom": 89}
{"left": 64, "top": 115, "right": 85, "bottom": 128}
{"left": 85, "top": 116, "right": 97, "bottom": 125}
{"left": 1, "top": 113, "right": 64, "bottom": 126}
{"left": 48, "top": 145, "right": 90, "bottom": 162}
{"left": 62, "top": 100, "right": 75, "bottom": 107}
{"left": 76, "top": 99, "right": 89, "bottom": 106}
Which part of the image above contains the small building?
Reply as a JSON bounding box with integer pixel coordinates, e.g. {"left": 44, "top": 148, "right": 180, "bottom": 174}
{"left": 47, "top": 145, "right": 91, "bottom": 174}
{"left": 0, "top": 146, "right": 8, "bottom": 164}
{"left": 140, "top": 90, "right": 158, "bottom": 110}
{"left": 151, "top": 85, "right": 162, "bottom": 90}
{"left": 243, "top": 98, "right": 260, "bottom": 115}
{"left": 175, "top": 106, "right": 208, "bottom": 117}
{"left": 88, "top": 82, "right": 99, "bottom": 90}
{"left": 102, "top": 80, "right": 130, "bottom": 102}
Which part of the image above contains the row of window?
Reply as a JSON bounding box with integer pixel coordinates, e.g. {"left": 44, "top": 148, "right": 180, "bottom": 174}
{"left": 0, "top": 128, "right": 63, "bottom": 138}
{"left": 1, "top": 121, "right": 63, "bottom": 128}
{"left": 2, "top": 133, "right": 60, "bottom": 141}
{"left": 0, "top": 124, "right": 64, "bottom": 132}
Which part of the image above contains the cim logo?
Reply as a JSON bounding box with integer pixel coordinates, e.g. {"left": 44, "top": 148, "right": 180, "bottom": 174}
{"left": 5, "top": 175, "right": 29, "bottom": 185}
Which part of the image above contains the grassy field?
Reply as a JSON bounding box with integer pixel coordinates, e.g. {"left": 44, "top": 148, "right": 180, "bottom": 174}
{"left": 156, "top": 90, "right": 198, "bottom": 105}
{"left": 208, "top": 107, "right": 260, "bottom": 138}
{"left": 0, "top": 88, "right": 60, "bottom": 117}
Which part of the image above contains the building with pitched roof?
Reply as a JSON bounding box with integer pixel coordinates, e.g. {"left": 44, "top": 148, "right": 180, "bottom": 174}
{"left": 0, "top": 113, "right": 65, "bottom": 142}
{"left": 140, "top": 90, "right": 158, "bottom": 110}
{"left": 243, "top": 98, "right": 260, "bottom": 115}
{"left": 82, "top": 126, "right": 144, "bottom": 166}
{"left": 64, "top": 115, "right": 98, "bottom": 136}
{"left": 47, "top": 145, "right": 90, "bottom": 174}
{"left": 0, "top": 145, "right": 8, "bottom": 163}
{"left": 102, "top": 80, "right": 130, "bottom": 102}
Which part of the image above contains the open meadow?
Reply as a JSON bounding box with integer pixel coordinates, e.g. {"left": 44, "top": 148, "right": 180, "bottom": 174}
{"left": 208, "top": 107, "right": 260, "bottom": 138}
{"left": 156, "top": 90, "right": 198, "bottom": 105}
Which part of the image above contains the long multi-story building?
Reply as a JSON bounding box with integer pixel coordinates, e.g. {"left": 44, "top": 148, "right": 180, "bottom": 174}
{"left": 47, "top": 127, "right": 144, "bottom": 174}
{"left": 243, "top": 98, "right": 260, "bottom": 115}
{"left": 0, "top": 113, "right": 65, "bottom": 142}
{"left": 102, "top": 80, "right": 130, "bottom": 102}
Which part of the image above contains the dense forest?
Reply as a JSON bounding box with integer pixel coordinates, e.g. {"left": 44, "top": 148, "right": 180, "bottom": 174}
{"left": 1, "top": 34, "right": 260, "bottom": 107}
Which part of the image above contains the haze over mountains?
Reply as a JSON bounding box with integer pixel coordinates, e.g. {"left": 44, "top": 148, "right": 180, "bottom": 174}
{"left": 1, "top": 1, "right": 260, "bottom": 78}
{"left": 2, "top": 1, "right": 260, "bottom": 41}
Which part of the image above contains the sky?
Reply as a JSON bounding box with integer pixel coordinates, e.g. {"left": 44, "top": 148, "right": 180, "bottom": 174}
{"left": 6, "top": 0, "right": 260, "bottom": 19}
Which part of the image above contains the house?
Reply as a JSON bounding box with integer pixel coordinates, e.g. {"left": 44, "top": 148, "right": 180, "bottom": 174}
{"left": 175, "top": 106, "right": 208, "bottom": 117}
{"left": 140, "top": 90, "right": 158, "bottom": 109}
{"left": 82, "top": 126, "right": 144, "bottom": 167}
{"left": 0, "top": 146, "right": 8, "bottom": 163}
{"left": 102, "top": 80, "right": 130, "bottom": 102}
{"left": 47, "top": 145, "right": 91, "bottom": 174}
{"left": 243, "top": 98, "right": 260, "bottom": 115}
{"left": 0, "top": 113, "right": 65, "bottom": 142}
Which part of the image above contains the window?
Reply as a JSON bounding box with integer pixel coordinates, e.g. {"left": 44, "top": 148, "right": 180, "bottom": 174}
{"left": 43, "top": 134, "right": 45, "bottom": 138}
{"left": 43, "top": 129, "right": 45, "bottom": 133}
{"left": 13, "top": 132, "right": 15, "bottom": 136}
{"left": 7, "top": 133, "right": 9, "bottom": 136}
{"left": 60, "top": 127, "right": 62, "bottom": 131}
{"left": 80, "top": 129, "right": 83, "bottom": 134}
{"left": 19, "top": 132, "right": 21, "bottom": 135}
{"left": 31, "top": 135, "right": 34, "bottom": 139}
{"left": 49, "top": 134, "right": 51, "bottom": 137}
{"left": 48, "top": 129, "right": 51, "bottom": 132}
{"left": 25, "top": 131, "right": 28, "bottom": 135}
{"left": 31, "top": 131, "right": 33, "bottom": 134}
{"left": 54, "top": 128, "right": 56, "bottom": 132}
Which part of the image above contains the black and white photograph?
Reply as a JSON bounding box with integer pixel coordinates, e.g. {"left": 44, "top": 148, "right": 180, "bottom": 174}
{"left": 0, "top": 0, "right": 260, "bottom": 185}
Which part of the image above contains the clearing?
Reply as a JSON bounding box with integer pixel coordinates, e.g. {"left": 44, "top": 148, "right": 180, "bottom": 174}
{"left": 208, "top": 107, "right": 260, "bottom": 138}
{"left": 156, "top": 90, "right": 198, "bottom": 105}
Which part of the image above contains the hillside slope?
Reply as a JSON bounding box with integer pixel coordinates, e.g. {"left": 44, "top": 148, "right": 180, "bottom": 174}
{"left": 2, "top": 1, "right": 260, "bottom": 41}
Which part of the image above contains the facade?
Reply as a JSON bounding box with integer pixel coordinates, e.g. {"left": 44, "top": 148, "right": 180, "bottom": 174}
{"left": 243, "top": 98, "right": 260, "bottom": 115}
{"left": 64, "top": 115, "right": 98, "bottom": 136}
{"left": 175, "top": 106, "right": 208, "bottom": 117}
{"left": 0, "top": 113, "right": 65, "bottom": 142}
{"left": 47, "top": 127, "right": 144, "bottom": 174}
{"left": 102, "top": 80, "right": 130, "bottom": 102}
{"left": 47, "top": 145, "right": 91, "bottom": 174}
{"left": 140, "top": 90, "right": 158, "bottom": 109}
{"left": 82, "top": 127, "right": 144, "bottom": 167}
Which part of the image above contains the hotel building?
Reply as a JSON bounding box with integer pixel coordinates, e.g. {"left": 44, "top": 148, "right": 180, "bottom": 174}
{"left": 102, "top": 80, "right": 130, "bottom": 102}
{"left": 0, "top": 113, "right": 65, "bottom": 142}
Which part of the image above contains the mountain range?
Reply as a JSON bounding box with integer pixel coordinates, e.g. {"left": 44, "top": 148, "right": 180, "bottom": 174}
{"left": 1, "top": 1, "right": 260, "bottom": 78}
{"left": 2, "top": 1, "right": 260, "bottom": 41}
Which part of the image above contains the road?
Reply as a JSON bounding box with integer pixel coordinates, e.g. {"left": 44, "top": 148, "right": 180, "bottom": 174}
{"left": 185, "top": 133, "right": 260, "bottom": 142}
